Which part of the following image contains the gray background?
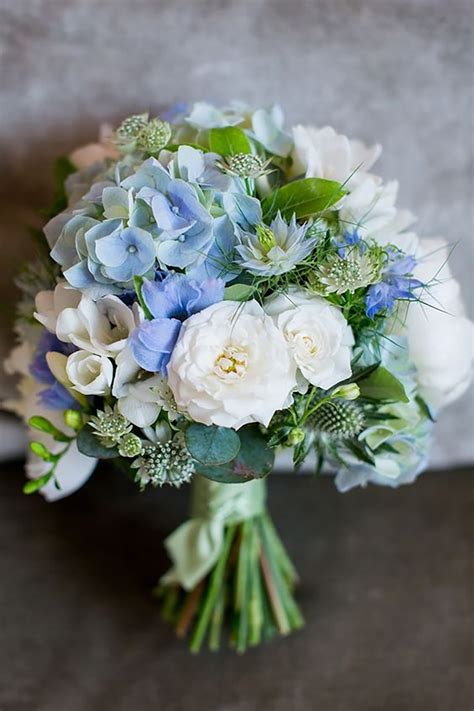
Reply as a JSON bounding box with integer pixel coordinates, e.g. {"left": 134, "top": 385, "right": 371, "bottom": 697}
{"left": 0, "top": 0, "right": 472, "bottom": 465}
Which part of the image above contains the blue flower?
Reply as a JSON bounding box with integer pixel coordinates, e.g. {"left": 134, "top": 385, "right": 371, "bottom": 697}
{"left": 188, "top": 215, "right": 240, "bottom": 283}
{"left": 365, "top": 249, "right": 423, "bottom": 319}
{"left": 130, "top": 273, "right": 224, "bottom": 374}
{"left": 138, "top": 178, "right": 214, "bottom": 269}
{"left": 29, "top": 332, "right": 78, "bottom": 411}
{"left": 334, "top": 229, "right": 366, "bottom": 257}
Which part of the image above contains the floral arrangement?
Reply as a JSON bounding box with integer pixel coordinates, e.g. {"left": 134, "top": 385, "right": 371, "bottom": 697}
{"left": 4, "top": 102, "right": 473, "bottom": 653}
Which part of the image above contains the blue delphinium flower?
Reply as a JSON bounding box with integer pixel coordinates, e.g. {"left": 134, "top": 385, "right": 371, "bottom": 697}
{"left": 130, "top": 273, "right": 224, "bottom": 375}
{"left": 365, "top": 249, "right": 423, "bottom": 319}
{"left": 29, "top": 332, "right": 78, "bottom": 410}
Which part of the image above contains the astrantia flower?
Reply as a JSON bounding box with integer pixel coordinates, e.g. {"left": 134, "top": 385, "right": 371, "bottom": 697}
{"left": 217, "top": 152, "right": 271, "bottom": 180}
{"left": 365, "top": 248, "right": 422, "bottom": 319}
{"left": 132, "top": 433, "right": 194, "bottom": 489}
{"left": 316, "top": 245, "right": 382, "bottom": 295}
{"left": 130, "top": 273, "right": 224, "bottom": 375}
{"left": 236, "top": 212, "right": 316, "bottom": 276}
{"left": 265, "top": 288, "right": 354, "bottom": 390}
{"left": 89, "top": 404, "right": 132, "bottom": 447}
{"left": 167, "top": 300, "right": 298, "bottom": 429}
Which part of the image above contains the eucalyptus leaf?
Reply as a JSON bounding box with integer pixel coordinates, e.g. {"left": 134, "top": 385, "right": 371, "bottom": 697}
{"left": 76, "top": 425, "right": 118, "bottom": 459}
{"left": 195, "top": 425, "right": 274, "bottom": 483}
{"left": 185, "top": 424, "right": 241, "bottom": 466}
{"left": 209, "top": 127, "right": 251, "bottom": 156}
{"left": 358, "top": 366, "right": 409, "bottom": 403}
{"left": 262, "top": 178, "right": 345, "bottom": 221}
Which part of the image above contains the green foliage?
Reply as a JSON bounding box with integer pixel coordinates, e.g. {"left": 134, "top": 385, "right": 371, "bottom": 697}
{"left": 262, "top": 178, "right": 346, "bottom": 221}
{"left": 42, "top": 156, "right": 77, "bottom": 219}
{"left": 76, "top": 425, "right": 119, "bottom": 459}
{"left": 358, "top": 366, "right": 409, "bottom": 403}
{"left": 208, "top": 127, "right": 251, "bottom": 156}
{"left": 223, "top": 284, "right": 256, "bottom": 302}
{"left": 133, "top": 275, "right": 153, "bottom": 320}
{"left": 194, "top": 425, "right": 274, "bottom": 483}
{"left": 185, "top": 424, "right": 241, "bottom": 466}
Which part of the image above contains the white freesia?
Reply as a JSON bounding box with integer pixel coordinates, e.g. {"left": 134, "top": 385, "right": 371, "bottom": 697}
{"left": 167, "top": 300, "right": 298, "bottom": 429}
{"left": 392, "top": 238, "right": 474, "bottom": 409}
{"left": 3, "top": 340, "right": 96, "bottom": 500}
{"left": 112, "top": 345, "right": 173, "bottom": 427}
{"left": 34, "top": 281, "right": 82, "bottom": 333}
{"left": 265, "top": 288, "right": 354, "bottom": 390}
{"left": 66, "top": 350, "right": 113, "bottom": 396}
{"left": 54, "top": 294, "right": 141, "bottom": 358}
{"left": 291, "top": 124, "right": 381, "bottom": 189}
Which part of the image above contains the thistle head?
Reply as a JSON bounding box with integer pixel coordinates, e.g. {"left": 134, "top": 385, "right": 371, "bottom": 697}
{"left": 116, "top": 113, "right": 149, "bottom": 142}
{"left": 313, "top": 400, "right": 365, "bottom": 439}
{"left": 137, "top": 118, "right": 172, "bottom": 154}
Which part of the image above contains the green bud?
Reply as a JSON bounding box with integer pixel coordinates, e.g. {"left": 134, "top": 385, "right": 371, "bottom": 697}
{"left": 23, "top": 471, "right": 53, "bottom": 495}
{"left": 28, "top": 415, "right": 70, "bottom": 442}
{"left": 287, "top": 427, "right": 305, "bottom": 446}
{"left": 331, "top": 383, "right": 360, "bottom": 401}
{"left": 256, "top": 223, "right": 276, "bottom": 253}
{"left": 64, "top": 409, "right": 83, "bottom": 431}
{"left": 29, "top": 441, "right": 54, "bottom": 462}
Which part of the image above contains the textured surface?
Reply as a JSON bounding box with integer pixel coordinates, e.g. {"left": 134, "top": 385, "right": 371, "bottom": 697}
{"left": 0, "top": 0, "right": 472, "bottom": 464}
{"left": 0, "top": 462, "right": 472, "bottom": 710}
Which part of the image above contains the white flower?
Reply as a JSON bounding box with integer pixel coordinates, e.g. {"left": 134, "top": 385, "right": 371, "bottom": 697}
{"left": 55, "top": 294, "right": 141, "bottom": 358}
{"left": 265, "top": 288, "right": 354, "bottom": 389}
{"left": 392, "top": 238, "right": 474, "bottom": 409}
{"left": 291, "top": 125, "right": 381, "bottom": 189}
{"left": 167, "top": 300, "right": 298, "bottom": 429}
{"left": 66, "top": 350, "right": 113, "bottom": 396}
{"left": 34, "top": 282, "right": 82, "bottom": 333}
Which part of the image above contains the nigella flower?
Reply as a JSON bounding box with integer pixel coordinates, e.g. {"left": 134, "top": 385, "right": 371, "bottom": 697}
{"left": 130, "top": 273, "right": 224, "bottom": 375}
{"left": 365, "top": 249, "right": 423, "bottom": 319}
{"left": 29, "top": 331, "right": 77, "bottom": 410}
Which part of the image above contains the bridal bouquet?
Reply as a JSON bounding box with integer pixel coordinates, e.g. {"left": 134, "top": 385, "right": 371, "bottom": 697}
{"left": 5, "top": 102, "right": 473, "bottom": 653}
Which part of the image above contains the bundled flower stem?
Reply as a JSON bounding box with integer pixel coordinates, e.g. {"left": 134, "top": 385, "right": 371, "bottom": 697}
{"left": 156, "top": 477, "right": 304, "bottom": 653}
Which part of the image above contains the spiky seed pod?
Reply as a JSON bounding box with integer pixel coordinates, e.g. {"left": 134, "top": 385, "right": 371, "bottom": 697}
{"left": 224, "top": 153, "right": 266, "bottom": 178}
{"left": 313, "top": 400, "right": 366, "bottom": 439}
{"left": 137, "top": 118, "right": 172, "bottom": 154}
{"left": 116, "top": 113, "right": 149, "bottom": 141}
{"left": 132, "top": 433, "right": 195, "bottom": 489}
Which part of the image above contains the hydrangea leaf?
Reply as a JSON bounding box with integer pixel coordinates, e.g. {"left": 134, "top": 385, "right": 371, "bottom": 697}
{"left": 358, "top": 366, "right": 409, "bottom": 403}
{"left": 262, "top": 178, "right": 346, "bottom": 221}
{"left": 185, "top": 424, "right": 241, "bottom": 466}
{"left": 208, "top": 127, "right": 251, "bottom": 156}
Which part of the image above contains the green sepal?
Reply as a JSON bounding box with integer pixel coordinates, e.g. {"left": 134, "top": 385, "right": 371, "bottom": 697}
{"left": 76, "top": 425, "right": 119, "bottom": 459}
{"left": 262, "top": 177, "right": 345, "bottom": 221}
{"left": 358, "top": 366, "right": 409, "bottom": 403}
{"left": 208, "top": 127, "right": 251, "bottom": 156}
{"left": 185, "top": 424, "right": 241, "bottom": 466}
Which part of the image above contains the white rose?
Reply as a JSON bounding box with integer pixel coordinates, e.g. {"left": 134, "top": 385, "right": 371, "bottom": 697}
{"left": 167, "top": 300, "right": 297, "bottom": 429}
{"left": 66, "top": 350, "right": 113, "bottom": 396}
{"left": 291, "top": 125, "right": 381, "bottom": 189}
{"left": 265, "top": 288, "right": 354, "bottom": 390}
{"left": 55, "top": 293, "right": 140, "bottom": 358}
{"left": 34, "top": 281, "right": 82, "bottom": 333}
{"left": 392, "top": 238, "right": 474, "bottom": 409}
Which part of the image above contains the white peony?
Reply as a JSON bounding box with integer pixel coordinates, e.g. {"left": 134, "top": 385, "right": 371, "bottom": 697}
{"left": 54, "top": 293, "right": 141, "bottom": 358}
{"left": 66, "top": 350, "right": 113, "bottom": 396}
{"left": 265, "top": 288, "right": 354, "bottom": 390}
{"left": 167, "top": 300, "right": 298, "bottom": 429}
{"left": 291, "top": 124, "right": 381, "bottom": 189}
{"left": 392, "top": 238, "right": 474, "bottom": 409}
{"left": 35, "top": 281, "right": 82, "bottom": 333}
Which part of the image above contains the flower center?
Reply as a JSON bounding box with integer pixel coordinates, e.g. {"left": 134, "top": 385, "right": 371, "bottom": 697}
{"left": 214, "top": 345, "right": 248, "bottom": 381}
{"left": 300, "top": 334, "right": 318, "bottom": 356}
{"left": 127, "top": 244, "right": 138, "bottom": 254}
{"left": 256, "top": 223, "right": 276, "bottom": 254}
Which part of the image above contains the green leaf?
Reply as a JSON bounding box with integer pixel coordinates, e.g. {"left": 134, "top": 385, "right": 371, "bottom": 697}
{"left": 343, "top": 439, "right": 376, "bottom": 466}
{"left": 208, "top": 127, "right": 251, "bottom": 156}
{"left": 23, "top": 471, "right": 53, "bottom": 495}
{"left": 262, "top": 178, "right": 346, "bottom": 221}
{"left": 223, "top": 284, "right": 256, "bottom": 302}
{"left": 28, "top": 415, "right": 71, "bottom": 442}
{"left": 195, "top": 425, "right": 274, "bottom": 483}
{"left": 76, "top": 425, "right": 118, "bottom": 459}
{"left": 358, "top": 366, "right": 409, "bottom": 403}
{"left": 185, "top": 424, "right": 241, "bottom": 466}
{"left": 42, "top": 156, "right": 77, "bottom": 219}
{"left": 133, "top": 276, "right": 153, "bottom": 320}
{"left": 415, "top": 395, "right": 437, "bottom": 423}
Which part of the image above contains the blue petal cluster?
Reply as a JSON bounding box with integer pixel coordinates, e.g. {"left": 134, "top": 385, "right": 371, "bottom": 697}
{"left": 130, "top": 274, "right": 224, "bottom": 375}
{"left": 29, "top": 332, "right": 78, "bottom": 410}
{"left": 365, "top": 250, "right": 423, "bottom": 319}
